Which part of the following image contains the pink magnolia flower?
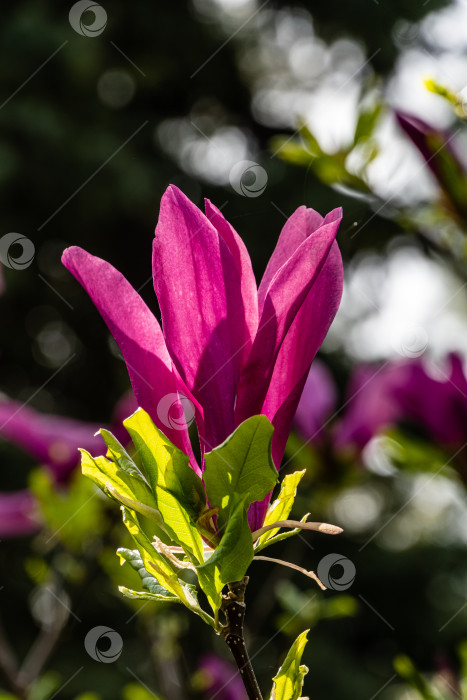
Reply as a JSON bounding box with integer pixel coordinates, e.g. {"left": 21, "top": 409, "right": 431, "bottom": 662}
{"left": 0, "top": 490, "right": 39, "bottom": 537}
{"left": 335, "top": 353, "right": 467, "bottom": 452}
{"left": 62, "top": 185, "right": 343, "bottom": 529}
{"left": 294, "top": 360, "right": 338, "bottom": 445}
{"left": 0, "top": 394, "right": 136, "bottom": 537}
{"left": 198, "top": 654, "right": 247, "bottom": 700}
{"left": 395, "top": 111, "right": 467, "bottom": 222}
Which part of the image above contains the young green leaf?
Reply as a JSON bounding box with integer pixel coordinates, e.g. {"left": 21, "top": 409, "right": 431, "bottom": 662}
{"left": 270, "top": 630, "right": 309, "bottom": 700}
{"left": 121, "top": 508, "right": 215, "bottom": 628}
{"left": 197, "top": 496, "right": 253, "bottom": 615}
{"left": 203, "top": 415, "right": 277, "bottom": 533}
{"left": 99, "top": 428, "right": 148, "bottom": 483}
{"left": 255, "top": 470, "right": 306, "bottom": 548}
{"left": 123, "top": 408, "right": 205, "bottom": 563}
{"left": 80, "top": 449, "right": 166, "bottom": 534}
{"left": 117, "top": 547, "right": 179, "bottom": 601}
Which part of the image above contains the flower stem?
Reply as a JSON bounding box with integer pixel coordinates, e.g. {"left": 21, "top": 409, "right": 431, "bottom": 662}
{"left": 220, "top": 577, "right": 263, "bottom": 700}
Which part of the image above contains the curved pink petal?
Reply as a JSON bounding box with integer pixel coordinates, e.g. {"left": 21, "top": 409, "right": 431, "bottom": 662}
{"left": 257, "top": 206, "right": 325, "bottom": 311}
{"left": 247, "top": 241, "right": 343, "bottom": 530}
{"left": 153, "top": 186, "right": 246, "bottom": 451}
{"left": 204, "top": 199, "right": 258, "bottom": 361}
{"left": 236, "top": 208, "right": 342, "bottom": 428}
{"left": 62, "top": 246, "right": 199, "bottom": 470}
{"left": 0, "top": 400, "right": 108, "bottom": 481}
{"left": 0, "top": 490, "right": 40, "bottom": 538}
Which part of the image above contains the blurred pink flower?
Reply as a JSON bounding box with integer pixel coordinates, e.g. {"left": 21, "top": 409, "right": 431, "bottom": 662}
{"left": 0, "top": 393, "right": 136, "bottom": 538}
{"left": 395, "top": 111, "right": 467, "bottom": 222}
{"left": 63, "top": 185, "right": 343, "bottom": 530}
{"left": 294, "top": 360, "right": 338, "bottom": 444}
{"left": 335, "top": 354, "right": 467, "bottom": 451}
{"left": 199, "top": 654, "right": 247, "bottom": 700}
{"left": 0, "top": 490, "right": 39, "bottom": 537}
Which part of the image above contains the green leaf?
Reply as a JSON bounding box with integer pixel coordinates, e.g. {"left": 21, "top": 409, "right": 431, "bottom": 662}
{"left": 29, "top": 468, "right": 104, "bottom": 551}
{"left": 121, "top": 508, "right": 214, "bottom": 628}
{"left": 117, "top": 547, "right": 179, "bottom": 601}
{"left": 255, "top": 470, "right": 306, "bottom": 548}
{"left": 203, "top": 415, "right": 277, "bottom": 534}
{"left": 394, "top": 655, "right": 445, "bottom": 700}
{"left": 353, "top": 103, "right": 383, "bottom": 146}
{"left": 197, "top": 496, "right": 253, "bottom": 615}
{"left": 270, "top": 630, "right": 309, "bottom": 700}
{"left": 124, "top": 409, "right": 205, "bottom": 563}
{"left": 269, "top": 137, "right": 315, "bottom": 166}
{"left": 123, "top": 683, "right": 164, "bottom": 700}
{"left": 80, "top": 449, "right": 165, "bottom": 532}
{"left": 100, "top": 428, "right": 148, "bottom": 482}
{"left": 28, "top": 672, "right": 62, "bottom": 700}
{"left": 298, "top": 122, "right": 324, "bottom": 156}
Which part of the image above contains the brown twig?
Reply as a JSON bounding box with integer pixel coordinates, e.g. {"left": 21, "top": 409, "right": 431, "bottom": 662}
{"left": 220, "top": 577, "right": 263, "bottom": 700}
{"left": 0, "top": 618, "right": 27, "bottom": 699}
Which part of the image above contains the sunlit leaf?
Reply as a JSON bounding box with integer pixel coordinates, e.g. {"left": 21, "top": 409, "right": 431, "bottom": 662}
{"left": 121, "top": 508, "right": 214, "bottom": 627}
{"left": 270, "top": 630, "right": 309, "bottom": 700}
{"left": 203, "top": 415, "right": 277, "bottom": 533}
{"left": 100, "top": 428, "right": 148, "bottom": 482}
{"left": 197, "top": 496, "right": 253, "bottom": 615}
{"left": 123, "top": 409, "right": 205, "bottom": 563}
{"left": 80, "top": 449, "right": 163, "bottom": 527}
{"left": 29, "top": 468, "right": 104, "bottom": 550}
{"left": 255, "top": 470, "right": 306, "bottom": 548}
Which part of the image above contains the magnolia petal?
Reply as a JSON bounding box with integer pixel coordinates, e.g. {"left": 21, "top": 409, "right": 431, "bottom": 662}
{"left": 262, "top": 240, "right": 343, "bottom": 470}
{"left": 153, "top": 186, "right": 246, "bottom": 451}
{"left": 62, "top": 246, "right": 198, "bottom": 467}
{"left": 0, "top": 399, "right": 108, "bottom": 481}
{"left": 204, "top": 198, "right": 258, "bottom": 358}
{"left": 257, "top": 205, "right": 325, "bottom": 313}
{"left": 236, "top": 210, "right": 342, "bottom": 436}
